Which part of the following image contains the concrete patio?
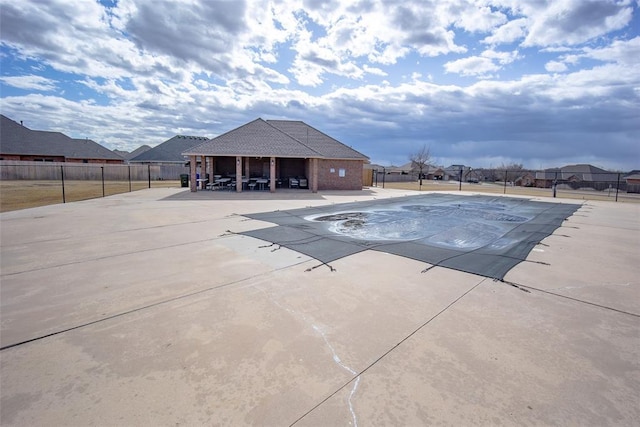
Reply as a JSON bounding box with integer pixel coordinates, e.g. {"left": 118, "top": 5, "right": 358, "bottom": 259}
{"left": 1, "top": 187, "right": 638, "bottom": 426}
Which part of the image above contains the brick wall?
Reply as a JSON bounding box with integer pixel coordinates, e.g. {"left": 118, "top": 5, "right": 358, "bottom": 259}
{"left": 317, "top": 159, "right": 363, "bottom": 190}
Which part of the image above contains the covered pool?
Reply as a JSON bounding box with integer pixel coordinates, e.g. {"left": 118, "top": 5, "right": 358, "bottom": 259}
{"left": 241, "top": 194, "right": 580, "bottom": 279}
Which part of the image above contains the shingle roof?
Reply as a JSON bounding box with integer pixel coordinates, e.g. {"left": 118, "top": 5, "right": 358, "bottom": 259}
{"left": 184, "top": 118, "right": 368, "bottom": 160}
{"left": 559, "top": 164, "right": 618, "bottom": 182}
{"left": 537, "top": 164, "right": 619, "bottom": 182}
{"left": 266, "top": 120, "right": 368, "bottom": 160}
{"left": 114, "top": 145, "right": 152, "bottom": 160}
{"left": 536, "top": 168, "right": 560, "bottom": 180}
{"left": 130, "top": 136, "right": 208, "bottom": 163}
{"left": 0, "top": 115, "right": 123, "bottom": 161}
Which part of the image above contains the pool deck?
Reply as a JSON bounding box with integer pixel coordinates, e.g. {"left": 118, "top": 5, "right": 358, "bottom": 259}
{"left": 1, "top": 187, "right": 638, "bottom": 426}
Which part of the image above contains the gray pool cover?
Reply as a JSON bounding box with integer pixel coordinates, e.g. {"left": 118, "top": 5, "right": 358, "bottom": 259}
{"left": 241, "top": 194, "right": 580, "bottom": 279}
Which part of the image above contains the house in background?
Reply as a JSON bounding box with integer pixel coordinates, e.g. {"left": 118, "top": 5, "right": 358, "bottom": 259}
{"left": 624, "top": 172, "right": 640, "bottom": 193}
{"left": 536, "top": 164, "right": 621, "bottom": 190}
{"left": 129, "top": 135, "right": 208, "bottom": 165}
{"left": 113, "top": 145, "right": 152, "bottom": 162}
{"left": 128, "top": 135, "right": 210, "bottom": 181}
{"left": 183, "top": 118, "right": 368, "bottom": 193}
{"left": 444, "top": 165, "right": 471, "bottom": 181}
{"left": 514, "top": 172, "right": 536, "bottom": 187}
{"left": 0, "top": 115, "right": 124, "bottom": 164}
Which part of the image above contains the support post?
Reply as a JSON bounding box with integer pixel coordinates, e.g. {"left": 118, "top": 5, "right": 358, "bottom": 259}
{"left": 270, "top": 157, "right": 276, "bottom": 193}
{"left": 148, "top": 164, "right": 151, "bottom": 188}
{"left": 209, "top": 157, "right": 216, "bottom": 180}
{"left": 503, "top": 170, "right": 507, "bottom": 194}
{"left": 101, "top": 166, "right": 105, "bottom": 197}
{"left": 236, "top": 156, "right": 243, "bottom": 192}
{"left": 190, "top": 156, "right": 197, "bottom": 192}
{"left": 61, "top": 165, "right": 66, "bottom": 203}
{"left": 616, "top": 173, "right": 620, "bottom": 202}
{"left": 311, "top": 158, "right": 318, "bottom": 193}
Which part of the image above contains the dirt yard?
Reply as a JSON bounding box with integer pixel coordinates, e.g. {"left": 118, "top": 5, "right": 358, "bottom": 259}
{"left": 381, "top": 180, "right": 639, "bottom": 203}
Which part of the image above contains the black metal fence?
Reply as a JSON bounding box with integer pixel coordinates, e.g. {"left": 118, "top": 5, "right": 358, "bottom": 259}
{"left": 370, "top": 168, "right": 639, "bottom": 202}
{"left": 0, "top": 161, "right": 189, "bottom": 211}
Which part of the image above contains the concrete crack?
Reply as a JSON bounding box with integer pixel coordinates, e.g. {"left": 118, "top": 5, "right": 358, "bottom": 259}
{"left": 257, "top": 287, "right": 359, "bottom": 426}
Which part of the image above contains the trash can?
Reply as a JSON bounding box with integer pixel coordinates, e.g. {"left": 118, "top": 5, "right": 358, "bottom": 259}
{"left": 180, "top": 174, "right": 189, "bottom": 188}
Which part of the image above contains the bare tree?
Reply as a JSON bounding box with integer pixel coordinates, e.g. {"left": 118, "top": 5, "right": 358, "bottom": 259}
{"left": 497, "top": 162, "right": 524, "bottom": 183}
{"left": 410, "top": 144, "right": 431, "bottom": 187}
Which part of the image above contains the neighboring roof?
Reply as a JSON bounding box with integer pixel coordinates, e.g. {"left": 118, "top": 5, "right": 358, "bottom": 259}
{"left": 114, "top": 145, "right": 152, "bottom": 160}
{"left": 130, "top": 136, "right": 208, "bottom": 163}
{"left": 536, "top": 168, "right": 560, "bottom": 180}
{"left": 537, "top": 164, "right": 619, "bottom": 182}
{"left": 0, "top": 115, "right": 123, "bottom": 161}
{"left": 184, "top": 118, "right": 368, "bottom": 160}
{"left": 364, "top": 163, "right": 386, "bottom": 170}
{"left": 559, "top": 164, "right": 617, "bottom": 181}
{"left": 444, "top": 165, "right": 470, "bottom": 175}
{"left": 624, "top": 174, "right": 640, "bottom": 181}
{"left": 395, "top": 161, "right": 415, "bottom": 172}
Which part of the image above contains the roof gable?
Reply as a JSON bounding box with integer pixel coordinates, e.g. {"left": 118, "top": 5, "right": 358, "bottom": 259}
{"left": 184, "top": 118, "right": 368, "bottom": 160}
{"left": 184, "top": 119, "right": 322, "bottom": 158}
{"left": 266, "top": 120, "right": 368, "bottom": 160}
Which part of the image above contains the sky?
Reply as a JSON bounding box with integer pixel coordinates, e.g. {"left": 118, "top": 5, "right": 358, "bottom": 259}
{"left": 1, "top": 0, "right": 639, "bottom": 171}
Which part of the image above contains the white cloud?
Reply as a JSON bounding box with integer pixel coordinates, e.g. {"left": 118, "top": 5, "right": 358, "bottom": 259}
{"left": 482, "top": 18, "right": 528, "bottom": 45}
{"left": 451, "top": 3, "right": 508, "bottom": 33}
{"left": 0, "top": 75, "right": 57, "bottom": 91}
{"left": 545, "top": 61, "right": 568, "bottom": 72}
{"left": 522, "top": 0, "right": 634, "bottom": 47}
{"left": 444, "top": 49, "right": 519, "bottom": 76}
{"left": 582, "top": 36, "right": 640, "bottom": 66}
{"left": 445, "top": 56, "right": 499, "bottom": 76}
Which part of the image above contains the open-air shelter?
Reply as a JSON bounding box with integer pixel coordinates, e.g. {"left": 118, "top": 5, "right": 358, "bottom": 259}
{"left": 182, "top": 119, "right": 369, "bottom": 193}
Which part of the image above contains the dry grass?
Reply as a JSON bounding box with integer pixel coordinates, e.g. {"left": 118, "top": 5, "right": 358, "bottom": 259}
{"left": 0, "top": 180, "right": 181, "bottom": 212}
{"left": 378, "top": 180, "right": 640, "bottom": 203}
{"left": 1, "top": 179, "right": 637, "bottom": 213}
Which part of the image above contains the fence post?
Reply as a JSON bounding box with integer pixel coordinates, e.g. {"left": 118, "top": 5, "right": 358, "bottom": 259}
{"left": 148, "top": 164, "right": 151, "bottom": 189}
{"left": 616, "top": 173, "right": 620, "bottom": 202}
{"left": 101, "top": 166, "right": 105, "bottom": 197}
{"left": 128, "top": 165, "right": 132, "bottom": 192}
{"left": 60, "top": 165, "right": 66, "bottom": 203}
{"left": 459, "top": 167, "right": 462, "bottom": 191}
{"left": 503, "top": 170, "right": 507, "bottom": 194}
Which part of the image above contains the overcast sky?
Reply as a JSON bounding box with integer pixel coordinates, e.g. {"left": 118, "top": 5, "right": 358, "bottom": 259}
{"left": 1, "top": 0, "right": 639, "bottom": 170}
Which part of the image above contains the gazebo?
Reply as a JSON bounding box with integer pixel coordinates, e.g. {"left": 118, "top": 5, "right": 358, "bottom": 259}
{"left": 182, "top": 118, "right": 368, "bottom": 193}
